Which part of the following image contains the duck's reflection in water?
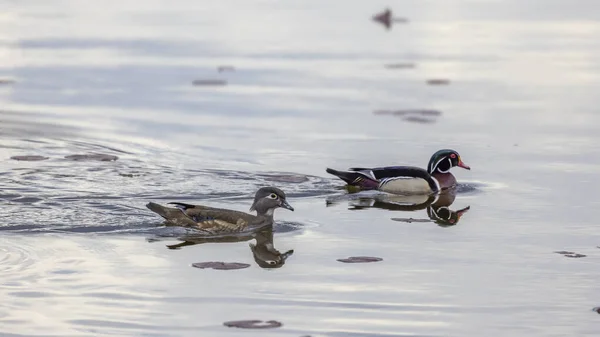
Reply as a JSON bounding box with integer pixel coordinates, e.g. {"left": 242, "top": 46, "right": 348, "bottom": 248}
{"left": 326, "top": 190, "right": 470, "bottom": 227}
{"left": 163, "top": 226, "right": 294, "bottom": 269}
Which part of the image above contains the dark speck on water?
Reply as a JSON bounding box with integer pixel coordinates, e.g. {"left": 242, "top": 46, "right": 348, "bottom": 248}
{"left": 426, "top": 79, "right": 451, "bottom": 85}
{"left": 217, "top": 66, "right": 236, "bottom": 72}
{"left": 223, "top": 320, "right": 283, "bottom": 329}
{"left": 191, "top": 262, "right": 251, "bottom": 270}
{"left": 64, "top": 154, "right": 118, "bottom": 161}
{"left": 337, "top": 256, "right": 383, "bottom": 263}
{"left": 384, "top": 63, "right": 416, "bottom": 69}
{"left": 192, "top": 79, "right": 227, "bottom": 86}
{"left": 554, "top": 251, "right": 587, "bottom": 258}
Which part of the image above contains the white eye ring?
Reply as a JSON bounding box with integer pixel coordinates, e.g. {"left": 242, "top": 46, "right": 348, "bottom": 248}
{"left": 266, "top": 260, "right": 277, "bottom": 265}
{"left": 268, "top": 193, "right": 278, "bottom": 199}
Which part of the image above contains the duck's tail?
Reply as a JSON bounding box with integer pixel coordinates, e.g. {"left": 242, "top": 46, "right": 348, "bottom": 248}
{"left": 146, "top": 202, "right": 181, "bottom": 220}
{"left": 325, "top": 168, "right": 380, "bottom": 189}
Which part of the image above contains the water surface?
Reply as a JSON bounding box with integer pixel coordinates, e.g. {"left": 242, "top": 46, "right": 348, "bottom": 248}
{"left": 1, "top": 0, "right": 600, "bottom": 336}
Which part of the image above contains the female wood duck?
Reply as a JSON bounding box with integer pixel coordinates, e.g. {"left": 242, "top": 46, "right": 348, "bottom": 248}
{"left": 146, "top": 187, "right": 294, "bottom": 234}
{"left": 326, "top": 149, "right": 470, "bottom": 195}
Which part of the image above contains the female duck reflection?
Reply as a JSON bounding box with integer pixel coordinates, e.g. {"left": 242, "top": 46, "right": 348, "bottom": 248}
{"left": 162, "top": 226, "right": 294, "bottom": 269}
{"left": 326, "top": 190, "right": 470, "bottom": 227}
{"left": 145, "top": 187, "right": 295, "bottom": 269}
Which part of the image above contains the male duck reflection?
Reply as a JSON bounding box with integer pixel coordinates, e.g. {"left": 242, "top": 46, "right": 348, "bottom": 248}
{"left": 326, "top": 190, "right": 470, "bottom": 227}
{"left": 164, "top": 226, "right": 294, "bottom": 269}
{"left": 326, "top": 149, "right": 470, "bottom": 195}
{"left": 146, "top": 187, "right": 294, "bottom": 234}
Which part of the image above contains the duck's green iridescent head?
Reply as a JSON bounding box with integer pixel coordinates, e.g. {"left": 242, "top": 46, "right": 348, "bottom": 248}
{"left": 427, "top": 149, "right": 470, "bottom": 174}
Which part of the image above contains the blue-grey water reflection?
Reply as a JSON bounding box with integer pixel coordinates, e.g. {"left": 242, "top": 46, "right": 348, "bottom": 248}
{"left": 2, "top": 0, "right": 600, "bottom": 336}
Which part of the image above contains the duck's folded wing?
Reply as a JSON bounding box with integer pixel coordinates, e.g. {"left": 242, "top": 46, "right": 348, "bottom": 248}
{"left": 183, "top": 208, "right": 258, "bottom": 234}
{"left": 369, "top": 166, "right": 431, "bottom": 180}
{"left": 168, "top": 202, "right": 216, "bottom": 211}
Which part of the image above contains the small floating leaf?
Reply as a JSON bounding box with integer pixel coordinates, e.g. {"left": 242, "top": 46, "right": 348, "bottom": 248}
{"left": 337, "top": 256, "right": 383, "bottom": 263}
{"left": 217, "top": 66, "right": 236, "bottom": 72}
{"left": 192, "top": 262, "right": 250, "bottom": 270}
{"left": 391, "top": 218, "right": 431, "bottom": 223}
{"left": 223, "top": 320, "right": 282, "bottom": 329}
{"left": 65, "top": 154, "right": 118, "bottom": 161}
{"left": 372, "top": 8, "right": 408, "bottom": 30}
{"left": 373, "top": 109, "right": 442, "bottom": 117}
{"left": 10, "top": 155, "right": 49, "bottom": 161}
{"left": 554, "top": 251, "right": 586, "bottom": 258}
{"left": 192, "top": 79, "right": 227, "bottom": 86}
{"left": 384, "top": 63, "right": 416, "bottom": 69}
{"left": 564, "top": 253, "right": 586, "bottom": 258}
{"left": 554, "top": 251, "right": 575, "bottom": 255}
{"left": 427, "top": 79, "right": 450, "bottom": 85}
{"left": 402, "top": 116, "right": 436, "bottom": 124}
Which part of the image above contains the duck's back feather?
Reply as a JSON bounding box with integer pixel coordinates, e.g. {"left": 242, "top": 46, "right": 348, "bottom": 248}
{"left": 147, "top": 202, "right": 269, "bottom": 234}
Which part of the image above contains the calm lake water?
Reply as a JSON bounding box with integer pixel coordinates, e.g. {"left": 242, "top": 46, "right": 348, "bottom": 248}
{"left": 2, "top": 0, "right": 600, "bottom": 336}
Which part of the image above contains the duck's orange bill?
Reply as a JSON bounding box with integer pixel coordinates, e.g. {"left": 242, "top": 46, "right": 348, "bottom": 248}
{"left": 458, "top": 158, "right": 470, "bottom": 170}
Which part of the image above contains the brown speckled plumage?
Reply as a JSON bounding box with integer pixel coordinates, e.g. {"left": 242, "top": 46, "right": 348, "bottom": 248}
{"left": 146, "top": 187, "right": 293, "bottom": 234}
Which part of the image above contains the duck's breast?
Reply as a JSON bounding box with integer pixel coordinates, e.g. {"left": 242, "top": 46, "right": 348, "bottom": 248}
{"left": 378, "top": 177, "right": 434, "bottom": 195}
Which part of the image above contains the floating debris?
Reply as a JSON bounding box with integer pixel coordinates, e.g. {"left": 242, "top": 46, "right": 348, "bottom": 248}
{"left": 10, "top": 155, "right": 49, "bottom": 161}
{"left": 0, "top": 79, "right": 15, "bottom": 85}
{"left": 192, "top": 79, "right": 227, "bottom": 86}
{"left": 372, "top": 8, "right": 408, "bottom": 30}
{"left": 337, "top": 256, "right": 383, "bottom": 263}
{"left": 217, "top": 66, "right": 236, "bottom": 72}
{"left": 565, "top": 253, "right": 587, "bottom": 258}
{"left": 373, "top": 109, "right": 442, "bottom": 124}
{"left": 402, "top": 116, "right": 436, "bottom": 124}
{"left": 554, "top": 251, "right": 586, "bottom": 258}
{"left": 390, "top": 218, "right": 431, "bottom": 223}
{"left": 384, "top": 63, "right": 416, "bottom": 69}
{"left": 427, "top": 79, "right": 451, "bottom": 85}
{"left": 192, "top": 262, "right": 250, "bottom": 270}
{"left": 223, "top": 320, "right": 282, "bottom": 329}
{"left": 593, "top": 307, "right": 600, "bottom": 314}
{"left": 64, "top": 154, "right": 118, "bottom": 161}
{"left": 374, "top": 109, "right": 442, "bottom": 117}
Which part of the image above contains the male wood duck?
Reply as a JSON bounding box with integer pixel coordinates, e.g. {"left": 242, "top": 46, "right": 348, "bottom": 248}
{"left": 326, "top": 149, "right": 470, "bottom": 195}
{"left": 146, "top": 187, "right": 294, "bottom": 234}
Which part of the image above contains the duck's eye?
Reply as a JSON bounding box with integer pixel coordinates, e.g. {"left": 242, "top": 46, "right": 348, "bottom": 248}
{"left": 266, "top": 260, "right": 277, "bottom": 265}
{"left": 450, "top": 153, "right": 456, "bottom": 159}
{"left": 268, "top": 193, "right": 278, "bottom": 199}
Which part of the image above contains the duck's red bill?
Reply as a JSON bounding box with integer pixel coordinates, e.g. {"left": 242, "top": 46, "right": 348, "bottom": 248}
{"left": 458, "top": 160, "right": 470, "bottom": 170}
{"left": 456, "top": 206, "right": 471, "bottom": 218}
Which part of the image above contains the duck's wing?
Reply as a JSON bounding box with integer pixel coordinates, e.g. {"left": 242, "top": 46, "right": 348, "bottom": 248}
{"left": 167, "top": 202, "right": 216, "bottom": 211}
{"left": 366, "top": 166, "right": 431, "bottom": 180}
{"left": 183, "top": 207, "right": 260, "bottom": 234}
{"left": 146, "top": 202, "right": 263, "bottom": 234}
